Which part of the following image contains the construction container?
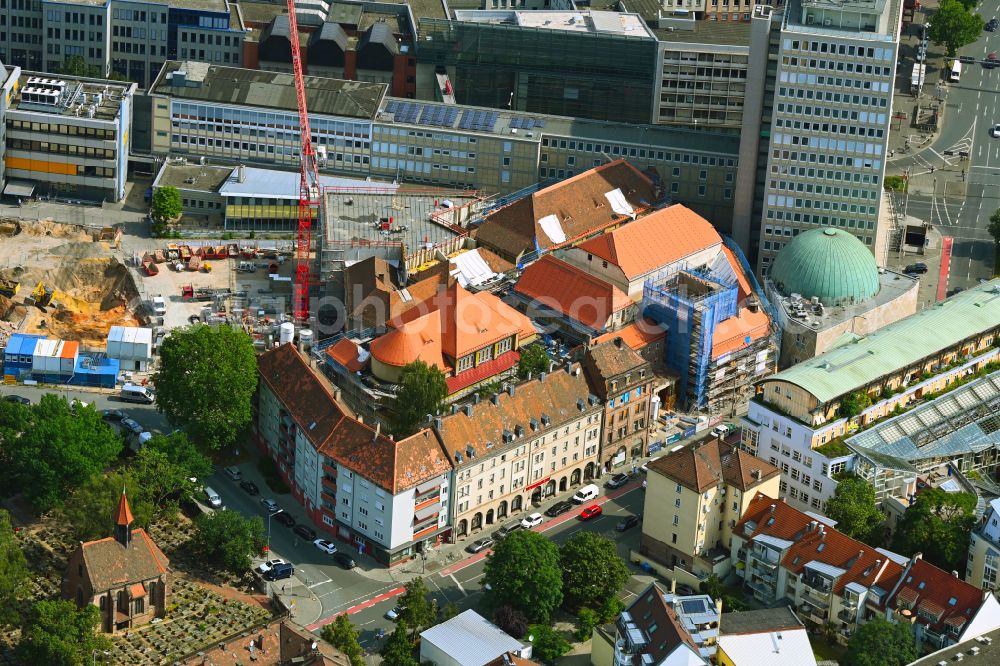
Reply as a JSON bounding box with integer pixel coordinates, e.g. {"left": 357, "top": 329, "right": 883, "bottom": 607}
{"left": 107, "top": 326, "right": 154, "bottom": 368}
{"left": 60, "top": 341, "right": 79, "bottom": 373}
{"left": 68, "top": 354, "right": 119, "bottom": 389}
{"left": 2, "top": 334, "right": 44, "bottom": 377}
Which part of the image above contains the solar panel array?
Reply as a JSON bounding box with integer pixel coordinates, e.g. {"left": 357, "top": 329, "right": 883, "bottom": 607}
{"left": 384, "top": 100, "right": 459, "bottom": 127}
{"left": 509, "top": 116, "right": 545, "bottom": 130}
{"left": 458, "top": 110, "right": 499, "bottom": 132}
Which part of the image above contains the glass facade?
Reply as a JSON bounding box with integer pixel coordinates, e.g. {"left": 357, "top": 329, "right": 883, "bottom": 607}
{"left": 419, "top": 18, "right": 658, "bottom": 124}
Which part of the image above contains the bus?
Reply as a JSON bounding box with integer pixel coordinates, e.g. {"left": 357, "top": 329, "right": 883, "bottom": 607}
{"left": 950, "top": 60, "right": 963, "bottom": 82}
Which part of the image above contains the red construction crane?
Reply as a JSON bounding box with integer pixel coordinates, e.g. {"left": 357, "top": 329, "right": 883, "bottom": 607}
{"left": 287, "top": 0, "right": 320, "bottom": 323}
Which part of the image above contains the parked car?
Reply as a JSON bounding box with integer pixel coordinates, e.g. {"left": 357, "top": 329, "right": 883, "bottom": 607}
{"left": 4, "top": 395, "right": 30, "bottom": 405}
{"left": 385, "top": 606, "right": 404, "bottom": 621}
{"left": 544, "top": 501, "right": 573, "bottom": 517}
{"left": 333, "top": 552, "right": 357, "bottom": 569}
{"left": 904, "top": 262, "right": 929, "bottom": 274}
{"left": 520, "top": 513, "right": 544, "bottom": 529}
{"left": 262, "top": 563, "right": 294, "bottom": 581}
{"left": 293, "top": 524, "right": 316, "bottom": 541}
{"left": 313, "top": 538, "right": 338, "bottom": 555}
{"left": 256, "top": 558, "right": 285, "bottom": 575}
{"left": 223, "top": 466, "right": 242, "bottom": 481}
{"left": 260, "top": 498, "right": 280, "bottom": 513}
{"left": 605, "top": 473, "right": 630, "bottom": 489}
{"left": 101, "top": 409, "right": 127, "bottom": 422}
{"left": 120, "top": 418, "right": 144, "bottom": 435}
{"left": 493, "top": 522, "right": 523, "bottom": 539}
{"left": 579, "top": 505, "right": 603, "bottom": 521}
{"left": 466, "top": 537, "right": 494, "bottom": 554}
{"left": 616, "top": 515, "right": 641, "bottom": 532}
{"left": 239, "top": 480, "right": 260, "bottom": 496}
{"left": 274, "top": 512, "right": 295, "bottom": 528}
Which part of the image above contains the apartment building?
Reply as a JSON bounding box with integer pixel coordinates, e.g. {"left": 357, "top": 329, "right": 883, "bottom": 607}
{"left": 740, "top": 280, "right": 1000, "bottom": 514}
{"left": 434, "top": 364, "right": 603, "bottom": 538}
{"left": 255, "top": 343, "right": 453, "bottom": 566}
{"left": 968, "top": 499, "right": 1000, "bottom": 592}
{"left": 751, "top": 0, "right": 901, "bottom": 272}
{"left": 0, "top": 65, "right": 134, "bottom": 202}
{"left": 582, "top": 338, "right": 654, "bottom": 473}
{"left": 733, "top": 494, "right": 1000, "bottom": 648}
{"left": 641, "top": 439, "right": 780, "bottom": 575}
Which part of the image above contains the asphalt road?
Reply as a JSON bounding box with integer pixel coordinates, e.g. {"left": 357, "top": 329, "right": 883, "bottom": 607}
{"left": 889, "top": 12, "right": 1000, "bottom": 290}
{"left": 0, "top": 384, "right": 170, "bottom": 432}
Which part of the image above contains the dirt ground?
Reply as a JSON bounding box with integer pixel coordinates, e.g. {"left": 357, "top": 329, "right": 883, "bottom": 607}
{"left": 0, "top": 219, "right": 142, "bottom": 348}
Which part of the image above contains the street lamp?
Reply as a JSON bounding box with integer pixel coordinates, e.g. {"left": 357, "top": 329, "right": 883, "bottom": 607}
{"left": 266, "top": 509, "right": 283, "bottom": 554}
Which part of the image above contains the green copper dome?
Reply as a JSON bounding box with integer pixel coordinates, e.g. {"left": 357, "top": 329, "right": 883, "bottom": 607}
{"left": 769, "top": 228, "right": 880, "bottom": 306}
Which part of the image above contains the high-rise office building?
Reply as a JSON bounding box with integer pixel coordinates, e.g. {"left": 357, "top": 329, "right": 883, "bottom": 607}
{"left": 743, "top": 0, "right": 901, "bottom": 273}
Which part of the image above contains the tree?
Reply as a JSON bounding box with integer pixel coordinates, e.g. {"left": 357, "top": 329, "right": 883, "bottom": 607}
{"left": 927, "top": 0, "right": 984, "bottom": 56}
{"left": 57, "top": 55, "right": 102, "bottom": 78}
{"left": 153, "top": 325, "right": 257, "bottom": 451}
{"left": 493, "top": 605, "right": 529, "bottom": 639}
{"left": 133, "top": 431, "right": 211, "bottom": 509}
{"left": 0, "top": 509, "right": 29, "bottom": 626}
{"left": 990, "top": 209, "right": 1000, "bottom": 275}
{"left": 192, "top": 509, "right": 265, "bottom": 574}
{"left": 596, "top": 596, "right": 625, "bottom": 624}
{"left": 6, "top": 395, "right": 123, "bottom": 511}
{"left": 380, "top": 620, "right": 418, "bottom": 666}
{"left": 559, "top": 532, "right": 629, "bottom": 611}
{"left": 398, "top": 577, "right": 435, "bottom": 639}
{"left": 847, "top": 617, "right": 917, "bottom": 666}
{"left": 890, "top": 487, "right": 976, "bottom": 571}
{"left": 61, "top": 470, "right": 154, "bottom": 541}
{"left": 483, "top": 530, "right": 562, "bottom": 624}
{"left": 438, "top": 601, "right": 460, "bottom": 623}
{"left": 838, "top": 390, "right": 872, "bottom": 418}
{"left": 321, "top": 614, "right": 364, "bottom": 666}
{"left": 151, "top": 185, "right": 182, "bottom": 222}
{"left": 16, "top": 600, "right": 111, "bottom": 666}
{"left": 825, "top": 476, "right": 884, "bottom": 544}
{"left": 517, "top": 344, "right": 550, "bottom": 380}
{"left": 391, "top": 360, "right": 448, "bottom": 436}
{"left": 575, "top": 607, "right": 600, "bottom": 641}
{"left": 527, "top": 625, "right": 570, "bottom": 665}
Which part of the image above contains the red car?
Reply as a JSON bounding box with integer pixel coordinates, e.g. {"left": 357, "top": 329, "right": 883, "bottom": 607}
{"left": 579, "top": 505, "right": 603, "bottom": 521}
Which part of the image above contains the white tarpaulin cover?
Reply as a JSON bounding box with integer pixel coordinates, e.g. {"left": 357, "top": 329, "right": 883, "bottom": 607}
{"left": 537, "top": 214, "right": 567, "bottom": 244}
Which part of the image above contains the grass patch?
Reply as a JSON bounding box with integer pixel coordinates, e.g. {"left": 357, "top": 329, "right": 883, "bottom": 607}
{"left": 812, "top": 635, "right": 847, "bottom": 663}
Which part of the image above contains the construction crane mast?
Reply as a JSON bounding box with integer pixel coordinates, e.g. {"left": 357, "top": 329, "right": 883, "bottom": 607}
{"left": 287, "top": 0, "right": 320, "bottom": 323}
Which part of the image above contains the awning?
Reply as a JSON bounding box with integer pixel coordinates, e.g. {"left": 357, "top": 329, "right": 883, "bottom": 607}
{"left": 414, "top": 503, "right": 440, "bottom": 521}
{"left": 3, "top": 180, "right": 35, "bottom": 198}
{"left": 525, "top": 476, "right": 551, "bottom": 492}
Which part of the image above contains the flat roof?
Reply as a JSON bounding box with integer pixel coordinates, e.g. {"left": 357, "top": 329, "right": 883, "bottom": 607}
{"left": 452, "top": 9, "right": 656, "bottom": 39}
{"left": 321, "top": 186, "right": 477, "bottom": 249}
{"left": 9, "top": 73, "right": 133, "bottom": 122}
{"left": 220, "top": 166, "right": 398, "bottom": 199}
{"left": 149, "top": 61, "right": 386, "bottom": 121}
{"left": 152, "top": 163, "right": 232, "bottom": 192}
{"left": 910, "top": 628, "right": 1000, "bottom": 666}
{"left": 765, "top": 279, "right": 1000, "bottom": 404}
{"left": 239, "top": 1, "right": 287, "bottom": 24}
{"left": 654, "top": 19, "right": 754, "bottom": 46}
{"left": 396, "top": 0, "right": 447, "bottom": 21}
{"left": 720, "top": 607, "right": 804, "bottom": 635}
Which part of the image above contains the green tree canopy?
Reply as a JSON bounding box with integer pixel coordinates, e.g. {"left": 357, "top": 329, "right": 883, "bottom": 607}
{"left": 927, "top": 0, "right": 985, "bottom": 56}
{"left": 825, "top": 476, "right": 884, "bottom": 544}
{"left": 192, "top": 509, "right": 265, "bottom": 574}
{"left": 380, "top": 620, "right": 417, "bottom": 666}
{"left": 890, "top": 487, "right": 976, "bottom": 571}
{"left": 16, "top": 599, "right": 111, "bottom": 666}
{"left": 61, "top": 470, "right": 154, "bottom": 541}
{"left": 321, "top": 614, "right": 364, "bottom": 666}
{"left": 528, "top": 624, "right": 571, "bottom": 665}
{"left": 58, "top": 55, "right": 102, "bottom": 78}
{"left": 133, "top": 431, "right": 211, "bottom": 508}
{"left": 483, "top": 530, "right": 562, "bottom": 624}
{"left": 517, "top": 343, "right": 551, "bottom": 380}
{"left": 151, "top": 186, "right": 183, "bottom": 222}
{"left": 838, "top": 390, "right": 872, "bottom": 418}
{"left": 391, "top": 360, "right": 448, "bottom": 436}
{"left": 153, "top": 325, "right": 257, "bottom": 451}
{"left": 0, "top": 509, "right": 29, "bottom": 626}
{"left": 397, "top": 577, "right": 435, "bottom": 639}
{"left": 847, "top": 617, "right": 917, "bottom": 666}
{"left": 990, "top": 208, "right": 1000, "bottom": 247}
{"left": 559, "top": 532, "right": 629, "bottom": 611}
{"left": 493, "top": 605, "right": 529, "bottom": 639}
{"left": 5, "top": 395, "right": 122, "bottom": 511}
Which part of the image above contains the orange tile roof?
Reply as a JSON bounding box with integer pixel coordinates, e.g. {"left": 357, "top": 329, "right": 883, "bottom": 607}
{"left": 371, "top": 282, "right": 535, "bottom": 370}
{"left": 592, "top": 318, "right": 666, "bottom": 349}
{"left": 711, "top": 307, "right": 772, "bottom": 360}
{"left": 326, "top": 338, "right": 367, "bottom": 373}
{"left": 649, "top": 441, "right": 779, "bottom": 493}
{"left": 514, "top": 255, "right": 633, "bottom": 331}
{"left": 885, "top": 558, "right": 986, "bottom": 634}
{"left": 115, "top": 492, "right": 134, "bottom": 526}
{"left": 446, "top": 350, "right": 520, "bottom": 394}
{"left": 475, "top": 160, "right": 657, "bottom": 260}
{"left": 79, "top": 529, "right": 169, "bottom": 591}
{"left": 574, "top": 204, "right": 722, "bottom": 280}
{"left": 322, "top": 425, "right": 453, "bottom": 494}
{"left": 720, "top": 243, "right": 752, "bottom": 301}
{"left": 735, "top": 494, "right": 904, "bottom": 595}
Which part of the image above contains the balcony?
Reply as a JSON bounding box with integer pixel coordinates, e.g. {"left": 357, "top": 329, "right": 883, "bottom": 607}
{"left": 838, "top": 608, "right": 858, "bottom": 623}
{"left": 801, "top": 589, "right": 830, "bottom": 610}
{"left": 802, "top": 575, "right": 833, "bottom": 595}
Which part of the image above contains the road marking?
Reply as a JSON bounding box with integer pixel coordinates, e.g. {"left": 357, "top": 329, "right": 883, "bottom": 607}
{"left": 449, "top": 574, "right": 468, "bottom": 596}
{"left": 308, "top": 578, "right": 332, "bottom": 589}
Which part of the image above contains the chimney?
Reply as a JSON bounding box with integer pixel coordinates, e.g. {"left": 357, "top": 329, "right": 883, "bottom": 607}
{"left": 374, "top": 422, "right": 381, "bottom": 440}
{"left": 237, "top": 164, "right": 246, "bottom": 183}
{"left": 507, "top": 384, "right": 515, "bottom": 397}
{"left": 952, "top": 570, "right": 960, "bottom": 578}
{"left": 748, "top": 297, "right": 760, "bottom": 313}
{"left": 769, "top": 503, "right": 776, "bottom": 513}
{"left": 463, "top": 404, "right": 473, "bottom": 417}
{"left": 434, "top": 417, "right": 442, "bottom": 430}
{"left": 333, "top": 388, "right": 342, "bottom": 403}
{"left": 526, "top": 372, "right": 533, "bottom": 381}
{"left": 573, "top": 366, "right": 581, "bottom": 376}
{"left": 548, "top": 361, "right": 557, "bottom": 372}
{"left": 450, "top": 404, "right": 457, "bottom": 415}
{"left": 913, "top": 552, "right": 923, "bottom": 561}
{"left": 751, "top": 469, "right": 761, "bottom": 481}
{"left": 614, "top": 336, "right": 624, "bottom": 348}
{"left": 426, "top": 413, "right": 433, "bottom": 423}
{"left": 473, "top": 393, "right": 481, "bottom": 404}
{"left": 539, "top": 372, "right": 546, "bottom": 383}
{"left": 809, "top": 520, "right": 817, "bottom": 532}
{"left": 491, "top": 393, "right": 500, "bottom": 405}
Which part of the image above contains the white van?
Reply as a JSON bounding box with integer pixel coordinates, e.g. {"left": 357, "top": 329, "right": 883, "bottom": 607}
{"left": 572, "top": 484, "right": 599, "bottom": 504}
{"left": 950, "top": 60, "right": 962, "bottom": 82}
{"left": 204, "top": 486, "right": 223, "bottom": 509}
{"left": 120, "top": 383, "right": 155, "bottom": 404}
